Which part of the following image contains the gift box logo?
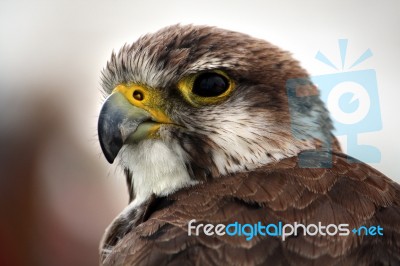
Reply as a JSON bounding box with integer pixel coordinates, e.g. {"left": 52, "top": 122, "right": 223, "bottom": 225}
{"left": 287, "top": 39, "right": 382, "bottom": 167}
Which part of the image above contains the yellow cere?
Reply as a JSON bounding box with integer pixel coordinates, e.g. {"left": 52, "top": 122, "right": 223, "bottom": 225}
{"left": 113, "top": 84, "right": 173, "bottom": 124}
{"left": 177, "top": 70, "right": 235, "bottom": 107}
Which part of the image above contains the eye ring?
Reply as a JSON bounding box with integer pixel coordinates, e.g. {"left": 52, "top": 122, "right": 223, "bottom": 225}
{"left": 177, "top": 70, "right": 235, "bottom": 106}
{"left": 192, "top": 72, "right": 230, "bottom": 97}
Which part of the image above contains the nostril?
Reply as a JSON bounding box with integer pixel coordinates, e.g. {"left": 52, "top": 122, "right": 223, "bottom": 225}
{"left": 133, "top": 90, "right": 144, "bottom": 101}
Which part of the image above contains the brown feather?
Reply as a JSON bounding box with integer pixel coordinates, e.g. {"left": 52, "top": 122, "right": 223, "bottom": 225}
{"left": 101, "top": 151, "right": 400, "bottom": 265}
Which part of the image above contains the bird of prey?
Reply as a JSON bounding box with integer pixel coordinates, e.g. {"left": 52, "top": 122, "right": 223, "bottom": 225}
{"left": 97, "top": 25, "right": 400, "bottom": 265}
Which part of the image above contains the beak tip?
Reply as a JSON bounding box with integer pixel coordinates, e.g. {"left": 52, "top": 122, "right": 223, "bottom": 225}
{"left": 105, "top": 155, "right": 115, "bottom": 164}
{"left": 99, "top": 136, "right": 122, "bottom": 164}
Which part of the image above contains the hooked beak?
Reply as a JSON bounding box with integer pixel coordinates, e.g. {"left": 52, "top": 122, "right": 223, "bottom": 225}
{"left": 98, "top": 92, "right": 155, "bottom": 163}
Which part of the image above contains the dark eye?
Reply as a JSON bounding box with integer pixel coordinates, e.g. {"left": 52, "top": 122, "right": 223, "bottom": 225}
{"left": 192, "top": 72, "right": 230, "bottom": 97}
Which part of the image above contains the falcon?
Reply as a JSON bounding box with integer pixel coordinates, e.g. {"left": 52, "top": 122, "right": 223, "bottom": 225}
{"left": 97, "top": 25, "right": 400, "bottom": 265}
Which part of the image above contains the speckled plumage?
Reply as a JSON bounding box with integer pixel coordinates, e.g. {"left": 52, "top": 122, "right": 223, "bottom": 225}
{"left": 98, "top": 25, "right": 399, "bottom": 265}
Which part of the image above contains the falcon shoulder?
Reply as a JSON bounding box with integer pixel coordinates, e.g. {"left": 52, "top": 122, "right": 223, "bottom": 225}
{"left": 102, "top": 151, "right": 400, "bottom": 266}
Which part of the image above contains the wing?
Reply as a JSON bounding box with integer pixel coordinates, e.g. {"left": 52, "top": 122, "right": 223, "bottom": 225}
{"left": 102, "top": 151, "right": 400, "bottom": 266}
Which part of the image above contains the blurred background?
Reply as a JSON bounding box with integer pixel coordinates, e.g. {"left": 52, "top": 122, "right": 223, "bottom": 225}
{"left": 0, "top": 0, "right": 399, "bottom": 265}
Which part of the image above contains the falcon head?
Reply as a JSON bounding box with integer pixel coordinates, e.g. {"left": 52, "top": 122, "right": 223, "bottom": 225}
{"left": 98, "top": 24, "right": 335, "bottom": 204}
